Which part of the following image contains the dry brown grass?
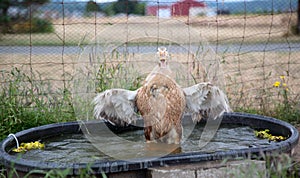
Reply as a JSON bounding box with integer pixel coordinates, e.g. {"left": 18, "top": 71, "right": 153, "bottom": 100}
{"left": 222, "top": 51, "right": 300, "bottom": 109}
{"left": 0, "top": 54, "right": 76, "bottom": 91}
{"left": 188, "top": 13, "right": 299, "bottom": 43}
{"left": 0, "top": 13, "right": 299, "bottom": 45}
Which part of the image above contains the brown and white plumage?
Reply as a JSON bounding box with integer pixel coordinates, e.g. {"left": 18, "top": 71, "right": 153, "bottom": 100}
{"left": 93, "top": 47, "right": 230, "bottom": 144}
{"left": 184, "top": 82, "right": 231, "bottom": 122}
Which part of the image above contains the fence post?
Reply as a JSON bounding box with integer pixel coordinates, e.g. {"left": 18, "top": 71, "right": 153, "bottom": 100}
{"left": 297, "top": 0, "right": 300, "bottom": 34}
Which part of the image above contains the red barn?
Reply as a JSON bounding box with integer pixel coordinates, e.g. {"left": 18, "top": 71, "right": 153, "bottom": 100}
{"left": 171, "top": 0, "right": 206, "bottom": 16}
{"left": 146, "top": 5, "right": 171, "bottom": 17}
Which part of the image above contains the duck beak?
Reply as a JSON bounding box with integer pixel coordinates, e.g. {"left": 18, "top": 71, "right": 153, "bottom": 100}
{"left": 160, "top": 59, "right": 167, "bottom": 68}
{"left": 157, "top": 47, "right": 169, "bottom": 68}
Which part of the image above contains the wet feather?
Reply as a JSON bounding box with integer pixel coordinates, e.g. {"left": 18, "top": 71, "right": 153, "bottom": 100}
{"left": 93, "top": 47, "right": 231, "bottom": 144}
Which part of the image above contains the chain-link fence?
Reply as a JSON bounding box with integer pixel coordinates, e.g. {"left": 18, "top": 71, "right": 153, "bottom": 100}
{"left": 0, "top": 0, "right": 299, "bottom": 122}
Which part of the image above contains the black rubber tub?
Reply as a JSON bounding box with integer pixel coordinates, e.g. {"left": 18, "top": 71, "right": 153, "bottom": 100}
{"left": 0, "top": 112, "right": 299, "bottom": 177}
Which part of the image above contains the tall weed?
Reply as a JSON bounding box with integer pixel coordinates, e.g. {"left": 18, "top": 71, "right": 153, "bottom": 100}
{"left": 0, "top": 67, "right": 75, "bottom": 140}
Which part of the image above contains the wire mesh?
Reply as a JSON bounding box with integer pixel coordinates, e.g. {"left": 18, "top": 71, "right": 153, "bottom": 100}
{"left": 0, "top": 0, "right": 299, "bottom": 114}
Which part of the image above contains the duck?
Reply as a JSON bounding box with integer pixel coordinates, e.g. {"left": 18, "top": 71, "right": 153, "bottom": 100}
{"left": 93, "top": 47, "right": 231, "bottom": 144}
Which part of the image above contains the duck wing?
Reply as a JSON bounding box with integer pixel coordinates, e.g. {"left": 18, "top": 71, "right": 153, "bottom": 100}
{"left": 183, "top": 82, "right": 231, "bottom": 122}
{"left": 93, "top": 89, "right": 140, "bottom": 126}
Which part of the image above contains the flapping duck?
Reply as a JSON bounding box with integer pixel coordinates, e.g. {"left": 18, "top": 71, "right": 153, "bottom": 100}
{"left": 93, "top": 47, "right": 230, "bottom": 144}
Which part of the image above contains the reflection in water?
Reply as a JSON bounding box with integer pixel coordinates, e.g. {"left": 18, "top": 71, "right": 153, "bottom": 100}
{"left": 11, "top": 124, "right": 272, "bottom": 163}
{"left": 144, "top": 142, "right": 182, "bottom": 155}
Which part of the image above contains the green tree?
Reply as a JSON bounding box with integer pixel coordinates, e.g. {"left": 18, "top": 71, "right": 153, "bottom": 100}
{"left": 85, "top": 0, "right": 100, "bottom": 16}
{"left": 103, "top": 0, "right": 145, "bottom": 16}
{"left": 133, "top": 2, "right": 145, "bottom": 15}
{"left": 103, "top": 4, "right": 115, "bottom": 16}
{"left": 0, "top": 0, "right": 13, "bottom": 33}
{"left": 113, "top": 0, "right": 135, "bottom": 15}
{"left": 0, "top": 0, "right": 50, "bottom": 33}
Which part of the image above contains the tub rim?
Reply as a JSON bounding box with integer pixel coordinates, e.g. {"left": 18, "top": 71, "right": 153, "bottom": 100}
{"left": 0, "top": 112, "right": 299, "bottom": 175}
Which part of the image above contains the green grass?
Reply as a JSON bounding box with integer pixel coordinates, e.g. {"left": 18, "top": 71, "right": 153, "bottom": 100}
{"left": 95, "top": 60, "right": 143, "bottom": 93}
{"left": 0, "top": 67, "right": 76, "bottom": 141}
{"left": 235, "top": 104, "right": 300, "bottom": 125}
{"left": 1, "top": 155, "right": 298, "bottom": 177}
{"left": 0, "top": 163, "right": 105, "bottom": 178}
{"left": 235, "top": 78, "right": 300, "bottom": 125}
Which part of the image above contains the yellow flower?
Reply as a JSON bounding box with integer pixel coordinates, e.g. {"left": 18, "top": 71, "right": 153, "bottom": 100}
{"left": 280, "top": 75, "right": 285, "bottom": 80}
{"left": 254, "top": 129, "right": 286, "bottom": 142}
{"left": 273, "top": 81, "right": 280, "bottom": 87}
{"left": 12, "top": 147, "right": 27, "bottom": 153}
{"left": 12, "top": 141, "right": 45, "bottom": 153}
{"left": 282, "top": 83, "right": 287, "bottom": 87}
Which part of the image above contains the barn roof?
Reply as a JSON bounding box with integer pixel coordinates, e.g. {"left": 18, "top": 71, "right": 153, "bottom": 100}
{"left": 173, "top": 0, "right": 206, "bottom": 7}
